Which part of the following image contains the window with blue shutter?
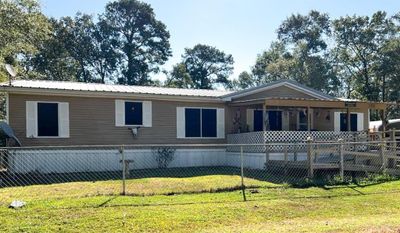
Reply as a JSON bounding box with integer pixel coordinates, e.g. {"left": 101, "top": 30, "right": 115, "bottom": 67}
{"left": 125, "top": 102, "right": 143, "bottom": 125}
{"left": 185, "top": 108, "right": 201, "bottom": 137}
{"left": 37, "top": 103, "right": 59, "bottom": 137}
{"left": 184, "top": 108, "right": 217, "bottom": 138}
{"left": 202, "top": 109, "right": 217, "bottom": 137}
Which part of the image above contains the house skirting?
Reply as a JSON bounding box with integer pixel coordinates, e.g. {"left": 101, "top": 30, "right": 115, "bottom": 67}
{"left": 7, "top": 149, "right": 226, "bottom": 174}
{"left": 5, "top": 148, "right": 304, "bottom": 174}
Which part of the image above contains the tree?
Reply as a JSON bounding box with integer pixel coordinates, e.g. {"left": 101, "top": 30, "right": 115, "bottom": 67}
{"left": 60, "top": 14, "right": 97, "bottom": 82}
{"left": 232, "top": 71, "right": 254, "bottom": 90}
{"left": 27, "top": 18, "right": 81, "bottom": 81}
{"left": 277, "top": 10, "right": 331, "bottom": 53}
{"left": 170, "top": 44, "right": 234, "bottom": 89}
{"left": 332, "top": 11, "right": 398, "bottom": 101}
{"left": 275, "top": 11, "right": 338, "bottom": 94}
{"left": 249, "top": 41, "right": 339, "bottom": 94}
{"left": 251, "top": 42, "right": 293, "bottom": 85}
{"left": 100, "top": 0, "right": 171, "bottom": 85}
{"left": 28, "top": 13, "right": 121, "bottom": 83}
{"left": 164, "top": 63, "right": 193, "bottom": 88}
{"left": 91, "top": 20, "right": 120, "bottom": 83}
{"left": 0, "top": 0, "right": 51, "bottom": 81}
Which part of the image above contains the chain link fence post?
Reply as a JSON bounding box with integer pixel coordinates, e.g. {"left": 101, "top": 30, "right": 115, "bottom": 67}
{"left": 338, "top": 138, "right": 344, "bottom": 181}
{"left": 380, "top": 141, "right": 387, "bottom": 171}
{"left": 240, "top": 145, "right": 246, "bottom": 201}
{"left": 307, "top": 137, "right": 314, "bottom": 178}
{"left": 120, "top": 145, "right": 126, "bottom": 196}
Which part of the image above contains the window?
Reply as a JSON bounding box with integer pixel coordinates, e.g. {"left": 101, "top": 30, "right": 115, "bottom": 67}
{"left": 185, "top": 108, "right": 201, "bottom": 137}
{"left": 26, "top": 101, "right": 69, "bottom": 138}
{"left": 202, "top": 109, "right": 217, "bottom": 137}
{"left": 177, "top": 107, "right": 224, "bottom": 139}
{"left": 38, "top": 103, "right": 59, "bottom": 137}
{"left": 125, "top": 101, "right": 143, "bottom": 125}
{"left": 184, "top": 108, "right": 217, "bottom": 138}
{"left": 340, "top": 113, "right": 358, "bottom": 131}
{"left": 253, "top": 110, "right": 282, "bottom": 131}
{"left": 115, "top": 100, "right": 152, "bottom": 127}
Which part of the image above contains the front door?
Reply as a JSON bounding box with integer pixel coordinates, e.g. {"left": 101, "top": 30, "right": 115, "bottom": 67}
{"left": 253, "top": 110, "right": 263, "bottom": 132}
{"left": 268, "top": 111, "right": 282, "bottom": 131}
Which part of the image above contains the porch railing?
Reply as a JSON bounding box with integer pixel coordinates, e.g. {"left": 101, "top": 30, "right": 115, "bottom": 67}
{"left": 227, "top": 130, "right": 368, "bottom": 145}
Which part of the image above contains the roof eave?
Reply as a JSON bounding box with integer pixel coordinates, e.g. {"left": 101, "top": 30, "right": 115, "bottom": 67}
{"left": 1, "top": 86, "right": 226, "bottom": 103}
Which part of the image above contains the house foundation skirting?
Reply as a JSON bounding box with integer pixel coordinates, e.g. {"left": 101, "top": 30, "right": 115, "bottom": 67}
{"left": 5, "top": 149, "right": 304, "bottom": 174}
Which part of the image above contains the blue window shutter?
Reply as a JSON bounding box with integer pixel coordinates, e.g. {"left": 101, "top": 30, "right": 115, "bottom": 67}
{"left": 202, "top": 109, "right": 217, "bottom": 137}
{"left": 185, "top": 108, "right": 201, "bottom": 137}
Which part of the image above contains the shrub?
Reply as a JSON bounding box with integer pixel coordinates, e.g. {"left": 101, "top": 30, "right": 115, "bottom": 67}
{"left": 152, "top": 147, "right": 176, "bottom": 168}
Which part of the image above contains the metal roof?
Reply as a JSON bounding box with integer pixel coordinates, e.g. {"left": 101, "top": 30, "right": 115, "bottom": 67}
{"left": 2, "top": 80, "right": 232, "bottom": 98}
{"left": 221, "top": 79, "right": 336, "bottom": 100}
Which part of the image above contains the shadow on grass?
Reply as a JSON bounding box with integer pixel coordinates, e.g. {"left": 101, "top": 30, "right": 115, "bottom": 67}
{"left": 0, "top": 166, "right": 398, "bottom": 193}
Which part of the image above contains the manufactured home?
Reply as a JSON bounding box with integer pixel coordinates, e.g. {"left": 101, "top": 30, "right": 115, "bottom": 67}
{"left": 0, "top": 79, "right": 388, "bottom": 147}
{"left": 0, "top": 79, "right": 395, "bottom": 175}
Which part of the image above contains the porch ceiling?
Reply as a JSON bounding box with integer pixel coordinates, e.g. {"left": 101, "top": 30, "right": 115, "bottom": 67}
{"left": 229, "top": 97, "right": 388, "bottom": 110}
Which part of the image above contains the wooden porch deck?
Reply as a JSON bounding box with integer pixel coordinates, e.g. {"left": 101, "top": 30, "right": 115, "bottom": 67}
{"left": 228, "top": 130, "right": 400, "bottom": 177}
{"left": 265, "top": 147, "right": 400, "bottom": 177}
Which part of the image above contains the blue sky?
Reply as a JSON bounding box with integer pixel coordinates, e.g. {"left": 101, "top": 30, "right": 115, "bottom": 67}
{"left": 40, "top": 0, "right": 400, "bottom": 81}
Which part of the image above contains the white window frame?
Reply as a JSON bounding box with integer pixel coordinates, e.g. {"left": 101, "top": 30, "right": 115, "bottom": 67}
{"left": 334, "top": 111, "right": 364, "bottom": 132}
{"left": 178, "top": 107, "right": 224, "bottom": 139}
{"left": 27, "top": 101, "right": 70, "bottom": 139}
{"left": 115, "top": 100, "right": 152, "bottom": 127}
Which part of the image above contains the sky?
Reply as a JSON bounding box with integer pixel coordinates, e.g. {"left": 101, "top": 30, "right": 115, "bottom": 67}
{"left": 40, "top": 0, "right": 400, "bottom": 81}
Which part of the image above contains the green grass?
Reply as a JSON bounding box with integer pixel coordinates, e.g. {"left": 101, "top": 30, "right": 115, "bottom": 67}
{"left": 2, "top": 173, "right": 400, "bottom": 232}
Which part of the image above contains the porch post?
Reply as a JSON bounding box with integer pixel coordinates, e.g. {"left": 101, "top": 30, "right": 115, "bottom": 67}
{"left": 381, "top": 109, "right": 387, "bottom": 133}
{"left": 262, "top": 104, "right": 267, "bottom": 131}
{"left": 346, "top": 108, "right": 351, "bottom": 131}
{"left": 307, "top": 106, "right": 311, "bottom": 132}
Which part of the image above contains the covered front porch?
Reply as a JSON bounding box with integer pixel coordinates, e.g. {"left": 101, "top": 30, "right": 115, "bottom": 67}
{"left": 228, "top": 97, "right": 388, "bottom": 143}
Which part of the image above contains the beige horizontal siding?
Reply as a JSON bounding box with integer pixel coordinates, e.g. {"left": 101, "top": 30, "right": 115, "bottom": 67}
{"left": 9, "top": 94, "right": 231, "bottom": 146}
{"left": 234, "top": 86, "right": 318, "bottom": 101}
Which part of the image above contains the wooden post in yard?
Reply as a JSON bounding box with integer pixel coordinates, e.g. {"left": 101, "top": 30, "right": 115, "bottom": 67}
{"left": 307, "top": 137, "right": 314, "bottom": 178}
{"left": 294, "top": 144, "right": 298, "bottom": 162}
{"left": 380, "top": 142, "right": 386, "bottom": 171}
{"left": 265, "top": 143, "right": 270, "bottom": 167}
{"left": 389, "top": 129, "right": 396, "bottom": 168}
{"left": 240, "top": 146, "right": 247, "bottom": 202}
{"left": 390, "top": 129, "right": 397, "bottom": 151}
{"left": 338, "top": 139, "right": 344, "bottom": 181}
{"left": 284, "top": 145, "right": 288, "bottom": 176}
{"left": 120, "top": 145, "right": 126, "bottom": 196}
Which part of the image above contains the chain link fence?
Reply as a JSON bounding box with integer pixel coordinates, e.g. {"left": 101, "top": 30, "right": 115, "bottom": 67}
{"left": 0, "top": 140, "right": 399, "bottom": 208}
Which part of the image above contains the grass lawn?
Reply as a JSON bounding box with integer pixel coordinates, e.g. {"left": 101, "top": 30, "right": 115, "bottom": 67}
{"left": 1, "top": 173, "right": 400, "bottom": 232}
